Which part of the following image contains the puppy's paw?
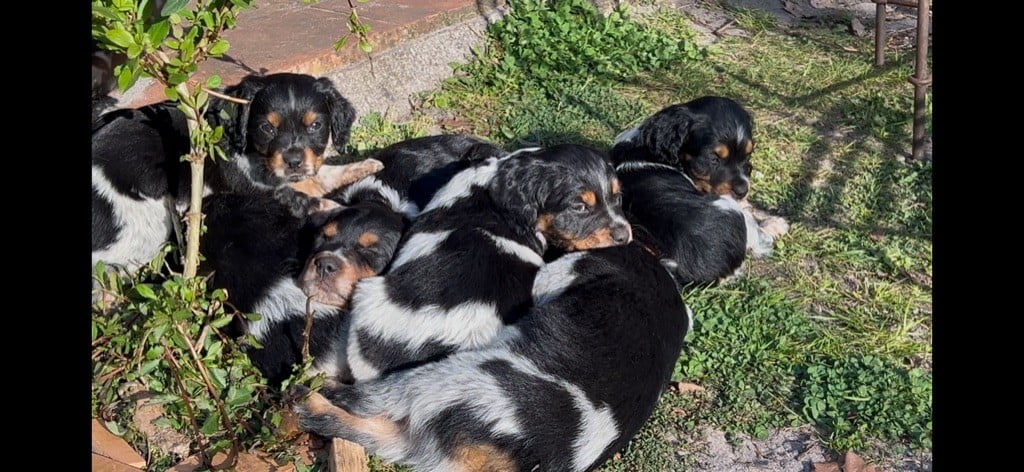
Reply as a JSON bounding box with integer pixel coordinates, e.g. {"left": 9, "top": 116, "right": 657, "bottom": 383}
{"left": 316, "top": 158, "right": 385, "bottom": 193}
{"left": 759, "top": 215, "right": 790, "bottom": 239}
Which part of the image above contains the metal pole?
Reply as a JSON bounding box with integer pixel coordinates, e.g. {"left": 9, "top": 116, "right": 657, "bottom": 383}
{"left": 874, "top": 0, "right": 887, "bottom": 66}
{"left": 909, "top": 0, "right": 930, "bottom": 160}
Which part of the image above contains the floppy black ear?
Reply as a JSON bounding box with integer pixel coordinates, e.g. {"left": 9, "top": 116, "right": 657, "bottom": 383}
{"left": 313, "top": 77, "right": 356, "bottom": 156}
{"left": 212, "top": 74, "right": 267, "bottom": 152}
{"left": 489, "top": 155, "right": 562, "bottom": 229}
{"left": 639, "top": 104, "right": 698, "bottom": 166}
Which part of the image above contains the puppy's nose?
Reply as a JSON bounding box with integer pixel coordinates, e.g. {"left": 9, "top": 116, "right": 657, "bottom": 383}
{"left": 314, "top": 256, "right": 339, "bottom": 276}
{"left": 732, "top": 181, "right": 749, "bottom": 199}
{"left": 283, "top": 149, "right": 305, "bottom": 168}
{"left": 611, "top": 224, "right": 632, "bottom": 245}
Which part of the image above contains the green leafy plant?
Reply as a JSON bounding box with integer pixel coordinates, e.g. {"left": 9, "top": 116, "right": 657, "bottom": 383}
{"left": 92, "top": 258, "right": 282, "bottom": 468}
{"left": 92, "top": 0, "right": 255, "bottom": 278}
{"left": 798, "top": 355, "right": 932, "bottom": 451}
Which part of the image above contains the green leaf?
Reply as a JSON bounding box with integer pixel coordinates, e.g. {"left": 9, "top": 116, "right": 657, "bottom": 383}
{"left": 92, "top": 6, "right": 118, "bottom": 20}
{"left": 160, "top": 0, "right": 188, "bottom": 17}
{"left": 209, "top": 314, "right": 233, "bottom": 329}
{"left": 135, "top": 284, "right": 157, "bottom": 300}
{"left": 168, "top": 72, "right": 189, "bottom": 86}
{"left": 105, "top": 28, "right": 135, "bottom": 48}
{"left": 200, "top": 412, "right": 220, "bottom": 435}
{"left": 205, "top": 75, "right": 222, "bottom": 89}
{"left": 139, "top": 358, "right": 161, "bottom": 376}
{"left": 358, "top": 38, "right": 372, "bottom": 53}
{"left": 164, "top": 87, "right": 180, "bottom": 101}
{"left": 209, "top": 39, "right": 230, "bottom": 56}
{"left": 148, "top": 20, "right": 171, "bottom": 46}
{"left": 332, "top": 35, "right": 350, "bottom": 52}
{"left": 126, "top": 44, "right": 142, "bottom": 59}
{"left": 104, "top": 420, "right": 124, "bottom": 436}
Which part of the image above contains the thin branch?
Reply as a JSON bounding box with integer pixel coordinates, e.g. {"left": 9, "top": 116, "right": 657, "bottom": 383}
{"left": 201, "top": 87, "right": 250, "bottom": 105}
{"left": 302, "top": 297, "right": 315, "bottom": 363}
{"left": 163, "top": 344, "right": 212, "bottom": 467}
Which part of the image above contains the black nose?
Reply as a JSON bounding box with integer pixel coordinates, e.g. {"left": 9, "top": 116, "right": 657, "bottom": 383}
{"left": 283, "top": 149, "right": 305, "bottom": 168}
{"left": 611, "top": 224, "right": 631, "bottom": 245}
{"left": 732, "top": 181, "right": 749, "bottom": 199}
{"left": 314, "top": 256, "right": 339, "bottom": 276}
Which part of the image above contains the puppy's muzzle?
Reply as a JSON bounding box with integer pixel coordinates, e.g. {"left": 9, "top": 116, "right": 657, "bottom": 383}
{"left": 611, "top": 223, "right": 632, "bottom": 245}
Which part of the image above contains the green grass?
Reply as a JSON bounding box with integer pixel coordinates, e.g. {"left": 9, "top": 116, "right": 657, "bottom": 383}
{"left": 409, "top": 0, "right": 933, "bottom": 467}
{"left": 92, "top": 0, "right": 932, "bottom": 469}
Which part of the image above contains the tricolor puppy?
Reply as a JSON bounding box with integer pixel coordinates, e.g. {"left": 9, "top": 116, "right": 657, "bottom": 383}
{"left": 91, "top": 73, "right": 381, "bottom": 276}
{"left": 199, "top": 191, "right": 405, "bottom": 385}
{"left": 611, "top": 96, "right": 788, "bottom": 285}
{"left": 316, "top": 144, "right": 633, "bottom": 383}
{"left": 291, "top": 241, "right": 691, "bottom": 472}
{"left": 330, "top": 133, "right": 506, "bottom": 220}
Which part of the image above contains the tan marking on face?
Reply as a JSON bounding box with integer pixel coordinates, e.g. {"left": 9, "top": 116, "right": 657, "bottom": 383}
{"left": 303, "top": 110, "right": 318, "bottom": 127}
{"left": 266, "top": 112, "right": 282, "bottom": 128}
{"left": 358, "top": 231, "right": 379, "bottom": 248}
{"left": 611, "top": 178, "right": 621, "bottom": 195}
{"left": 449, "top": 443, "right": 518, "bottom": 472}
{"left": 744, "top": 140, "right": 754, "bottom": 154}
{"left": 304, "top": 147, "right": 324, "bottom": 173}
{"left": 269, "top": 152, "right": 286, "bottom": 172}
{"left": 682, "top": 153, "right": 694, "bottom": 162}
{"left": 300, "top": 254, "right": 379, "bottom": 309}
{"left": 323, "top": 222, "right": 339, "bottom": 238}
{"left": 536, "top": 213, "right": 554, "bottom": 232}
{"left": 568, "top": 228, "right": 616, "bottom": 251}
{"left": 690, "top": 175, "right": 713, "bottom": 194}
{"left": 714, "top": 144, "right": 729, "bottom": 159}
{"left": 303, "top": 391, "right": 402, "bottom": 440}
{"left": 581, "top": 191, "right": 597, "bottom": 206}
{"left": 712, "top": 182, "right": 734, "bottom": 197}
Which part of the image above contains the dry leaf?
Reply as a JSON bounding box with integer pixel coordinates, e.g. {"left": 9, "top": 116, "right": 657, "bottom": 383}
{"left": 91, "top": 419, "right": 146, "bottom": 469}
{"left": 812, "top": 462, "right": 842, "bottom": 472}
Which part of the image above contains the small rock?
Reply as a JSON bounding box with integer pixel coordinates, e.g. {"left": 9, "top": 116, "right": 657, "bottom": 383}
{"left": 850, "top": 17, "right": 866, "bottom": 36}
{"left": 813, "top": 462, "right": 843, "bottom": 472}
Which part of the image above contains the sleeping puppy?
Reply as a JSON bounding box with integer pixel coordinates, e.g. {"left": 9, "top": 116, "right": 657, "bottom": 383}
{"left": 290, "top": 241, "right": 692, "bottom": 472}
{"left": 315, "top": 144, "right": 633, "bottom": 383}
{"left": 330, "top": 133, "right": 506, "bottom": 220}
{"left": 610, "top": 96, "right": 787, "bottom": 285}
{"left": 199, "top": 191, "right": 405, "bottom": 385}
{"left": 91, "top": 73, "right": 382, "bottom": 275}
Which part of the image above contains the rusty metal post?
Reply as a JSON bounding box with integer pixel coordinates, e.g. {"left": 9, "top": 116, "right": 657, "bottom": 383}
{"left": 909, "top": 0, "right": 930, "bottom": 160}
{"left": 874, "top": 0, "right": 887, "bottom": 66}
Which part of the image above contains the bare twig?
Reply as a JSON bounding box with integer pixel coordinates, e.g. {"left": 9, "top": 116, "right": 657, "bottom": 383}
{"left": 163, "top": 345, "right": 213, "bottom": 467}
{"left": 302, "top": 297, "right": 315, "bottom": 363}
{"left": 712, "top": 18, "right": 735, "bottom": 35}
{"left": 201, "top": 87, "right": 250, "bottom": 105}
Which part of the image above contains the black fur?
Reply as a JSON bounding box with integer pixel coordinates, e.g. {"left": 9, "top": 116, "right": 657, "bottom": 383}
{"left": 91, "top": 73, "right": 361, "bottom": 274}
{"left": 610, "top": 96, "right": 765, "bottom": 286}
{"left": 328, "top": 144, "right": 633, "bottom": 382}
{"left": 198, "top": 191, "right": 405, "bottom": 386}
{"left": 292, "top": 242, "right": 691, "bottom": 472}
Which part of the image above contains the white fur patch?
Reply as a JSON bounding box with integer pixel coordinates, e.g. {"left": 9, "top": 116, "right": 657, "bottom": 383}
{"left": 339, "top": 176, "right": 419, "bottom": 218}
{"left": 612, "top": 126, "right": 640, "bottom": 144}
{"left": 350, "top": 278, "right": 503, "bottom": 351}
{"left": 247, "top": 278, "right": 339, "bottom": 340}
{"left": 91, "top": 166, "right": 173, "bottom": 272}
{"left": 712, "top": 195, "right": 743, "bottom": 214}
{"left": 531, "top": 251, "right": 585, "bottom": 306}
{"left": 569, "top": 390, "right": 619, "bottom": 472}
{"left": 388, "top": 230, "right": 453, "bottom": 269}
{"left": 480, "top": 230, "right": 544, "bottom": 267}
{"left": 422, "top": 157, "right": 503, "bottom": 213}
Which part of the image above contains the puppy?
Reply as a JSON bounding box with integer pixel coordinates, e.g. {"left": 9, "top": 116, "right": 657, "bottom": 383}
{"left": 291, "top": 241, "right": 692, "bottom": 472}
{"left": 330, "top": 133, "right": 506, "bottom": 219}
{"left": 92, "top": 73, "right": 382, "bottom": 275}
{"left": 199, "top": 191, "right": 406, "bottom": 385}
{"left": 318, "top": 144, "right": 633, "bottom": 383}
{"left": 610, "top": 96, "right": 788, "bottom": 285}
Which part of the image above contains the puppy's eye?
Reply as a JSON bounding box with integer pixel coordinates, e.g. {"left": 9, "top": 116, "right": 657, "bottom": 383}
{"left": 308, "top": 121, "right": 323, "bottom": 133}
{"left": 259, "top": 122, "right": 276, "bottom": 135}
{"left": 572, "top": 202, "right": 589, "bottom": 213}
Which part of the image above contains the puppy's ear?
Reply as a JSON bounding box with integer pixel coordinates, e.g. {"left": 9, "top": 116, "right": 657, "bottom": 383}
{"left": 314, "top": 77, "right": 356, "bottom": 156}
{"left": 462, "top": 141, "right": 506, "bottom": 164}
{"left": 297, "top": 205, "right": 345, "bottom": 256}
{"left": 213, "top": 74, "right": 267, "bottom": 152}
{"left": 640, "top": 105, "right": 700, "bottom": 166}
{"left": 489, "top": 155, "right": 560, "bottom": 228}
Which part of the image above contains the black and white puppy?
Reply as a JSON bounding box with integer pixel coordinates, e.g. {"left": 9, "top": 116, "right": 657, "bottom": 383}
{"left": 317, "top": 144, "right": 633, "bottom": 383}
{"left": 92, "top": 73, "right": 382, "bottom": 275}
{"left": 330, "top": 133, "right": 507, "bottom": 220}
{"left": 291, "top": 241, "right": 692, "bottom": 472}
{"left": 199, "top": 191, "right": 406, "bottom": 385}
{"left": 610, "top": 96, "right": 788, "bottom": 285}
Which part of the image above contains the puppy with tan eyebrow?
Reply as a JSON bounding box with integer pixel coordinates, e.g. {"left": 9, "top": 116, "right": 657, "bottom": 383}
{"left": 313, "top": 143, "right": 632, "bottom": 384}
